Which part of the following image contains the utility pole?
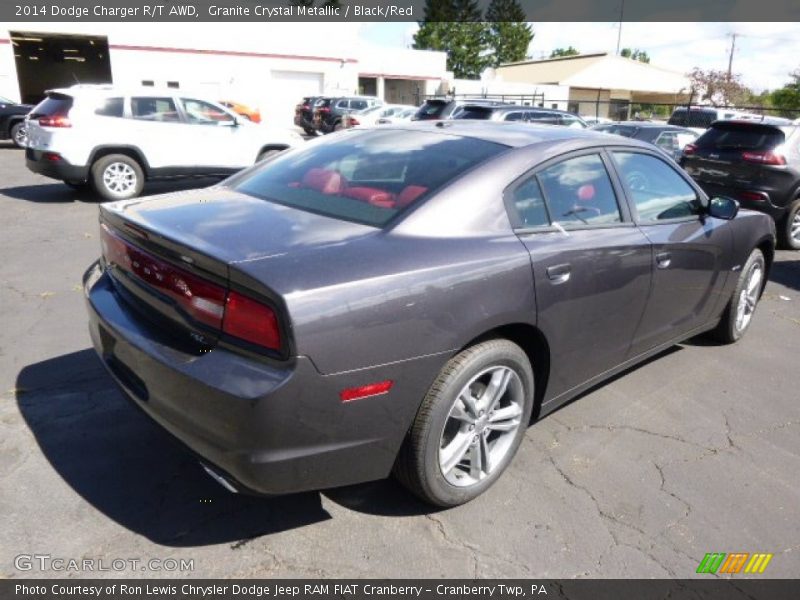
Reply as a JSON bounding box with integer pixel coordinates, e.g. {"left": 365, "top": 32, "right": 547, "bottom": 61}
{"left": 727, "top": 33, "right": 737, "bottom": 79}
{"left": 616, "top": 0, "right": 625, "bottom": 55}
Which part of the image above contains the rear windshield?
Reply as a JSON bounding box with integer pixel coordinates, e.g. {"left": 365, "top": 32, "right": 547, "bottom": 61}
{"left": 668, "top": 108, "right": 716, "bottom": 128}
{"left": 596, "top": 124, "right": 639, "bottom": 137}
{"left": 695, "top": 123, "right": 786, "bottom": 151}
{"left": 30, "top": 93, "right": 73, "bottom": 118}
{"left": 231, "top": 129, "right": 508, "bottom": 227}
{"left": 414, "top": 100, "right": 448, "bottom": 120}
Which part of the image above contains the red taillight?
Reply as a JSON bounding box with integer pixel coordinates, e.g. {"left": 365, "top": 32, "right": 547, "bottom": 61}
{"left": 738, "top": 191, "right": 769, "bottom": 202}
{"left": 43, "top": 152, "right": 62, "bottom": 162}
{"left": 742, "top": 150, "right": 786, "bottom": 166}
{"left": 38, "top": 114, "right": 72, "bottom": 128}
{"left": 101, "top": 224, "right": 226, "bottom": 328}
{"left": 222, "top": 291, "right": 281, "bottom": 351}
{"left": 318, "top": 107, "right": 330, "bottom": 113}
{"left": 101, "top": 224, "right": 284, "bottom": 352}
{"left": 339, "top": 380, "right": 394, "bottom": 403}
{"left": 682, "top": 143, "right": 698, "bottom": 156}
{"left": 302, "top": 104, "right": 310, "bottom": 110}
{"left": 348, "top": 117, "right": 360, "bottom": 126}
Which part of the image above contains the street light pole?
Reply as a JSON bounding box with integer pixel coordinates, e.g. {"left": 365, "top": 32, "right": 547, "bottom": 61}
{"left": 616, "top": 0, "right": 625, "bottom": 55}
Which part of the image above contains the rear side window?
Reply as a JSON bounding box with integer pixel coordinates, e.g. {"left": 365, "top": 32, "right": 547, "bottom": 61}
{"left": 30, "top": 94, "right": 73, "bottom": 118}
{"left": 414, "top": 100, "right": 447, "bottom": 120}
{"left": 231, "top": 129, "right": 507, "bottom": 228}
{"left": 503, "top": 111, "right": 525, "bottom": 122}
{"left": 613, "top": 152, "right": 700, "bottom": 221}
{"left": 537, "top": 154, "right": 622, "bottom": 227}
{"left": 528, "top": 111, "right": 561, "bottom": 126}
{"left": 179, "top": 98, "right": 234, "bottom": 124}
{"left": 131, "top": 97, "right": 180, "bottom": 122}
{"left": 454, "top": 106, "right": 494, "bottom": 120}
{"left": 350, "top": 100, "right": 368, "bottom": 110}
{"left": 696, "top": 123, "right": 785, "bottom": 151}
{"left": 95, "top": 97, "right": 124, "bottom": 118}
{"left": 508, "top": 177, "right": 550, "bottom": 228}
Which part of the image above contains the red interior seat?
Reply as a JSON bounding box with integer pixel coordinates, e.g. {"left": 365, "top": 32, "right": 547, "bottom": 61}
{"left": 342, "top": 187, "right": 395, "bottom": 206}
{"left": 396, "top": 185, "right": 428, "bottom": 207}
{"left": 302, "top": 168, "right": 345, "bottom": 194}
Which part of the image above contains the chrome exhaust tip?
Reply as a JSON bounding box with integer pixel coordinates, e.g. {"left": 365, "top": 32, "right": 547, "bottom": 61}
{"left": 201, "top": 463, "right": 239, "bottom": 494}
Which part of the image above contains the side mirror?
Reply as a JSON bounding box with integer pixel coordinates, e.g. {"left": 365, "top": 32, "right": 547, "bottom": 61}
{"left": 707, "top": 196, "right": 739, "bottom": 220}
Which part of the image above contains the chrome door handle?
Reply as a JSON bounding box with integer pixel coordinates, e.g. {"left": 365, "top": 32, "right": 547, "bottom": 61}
{"left": 656, "top": 251, "right": 672, "bottom": 269}
{"left": 546, "top": 263, "right": 571, "bottom": 284}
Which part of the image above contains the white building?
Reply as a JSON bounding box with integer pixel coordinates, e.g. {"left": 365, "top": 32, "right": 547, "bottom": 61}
{"left": 0, "top": 23, "right": 448, "bottom": 125}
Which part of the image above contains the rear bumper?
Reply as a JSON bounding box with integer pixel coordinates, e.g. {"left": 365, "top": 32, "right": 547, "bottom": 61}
{"left": 26, "top": 148, "right": 88, "bottom": 182}
{"left": 83, "top": 261, "right": 441, "bottom": 495}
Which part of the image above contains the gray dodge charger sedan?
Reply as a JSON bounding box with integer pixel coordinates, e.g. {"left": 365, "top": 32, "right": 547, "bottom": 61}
{"left": 84, "top": 122, "right": 776, "bottom": 506}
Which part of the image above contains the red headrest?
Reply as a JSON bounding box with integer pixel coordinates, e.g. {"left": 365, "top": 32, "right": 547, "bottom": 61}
{"left": 577, "top": 184, "right": 595, "bottom": 202}
{"left": 302, "top": 168, "right": 344, "bottom": 194}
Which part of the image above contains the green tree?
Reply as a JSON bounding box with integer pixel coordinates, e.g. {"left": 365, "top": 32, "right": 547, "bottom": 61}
{"left": 414, "top": 1, "right": 490, "bottom": 79}
{"left": 621, "top": 48, "right": 650, "bottom": 63}
{"left": 485, "top": 0, "right": 533, "bottom": 66}
{"left": 769, "top": 70, "right": 800, "bottom": 117}
{"left": 550, "top": 46, "right": 580, "bottom": 58}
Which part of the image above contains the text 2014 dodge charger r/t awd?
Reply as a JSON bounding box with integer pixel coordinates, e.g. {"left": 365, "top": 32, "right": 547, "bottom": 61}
{"left": 84, "top": 122, "right": 775, "bottom": 506}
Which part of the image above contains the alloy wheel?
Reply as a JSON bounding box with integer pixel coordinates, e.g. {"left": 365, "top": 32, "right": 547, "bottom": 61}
{"left": 438, "top": 366, "right": 524, "bottom": 487}
{"left": 791, "top": 211, "right": 800, "bottom": 244}
{"left": 735, "top": 262, "right": 763, "bottom": 333}
{"left": 102, "top": 162, "right": 137, "bottom": 195}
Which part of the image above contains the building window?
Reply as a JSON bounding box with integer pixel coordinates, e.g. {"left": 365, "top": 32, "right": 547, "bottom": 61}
{"left": 167, "top": 81, "right": 180, "bottom": 89}
{"left": 141, "top": 80, "right": 154, "bottom": 87}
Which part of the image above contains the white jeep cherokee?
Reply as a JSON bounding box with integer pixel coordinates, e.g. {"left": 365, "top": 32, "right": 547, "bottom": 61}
{"left": 25, "top": 85, "right": 303, "bottom": 200}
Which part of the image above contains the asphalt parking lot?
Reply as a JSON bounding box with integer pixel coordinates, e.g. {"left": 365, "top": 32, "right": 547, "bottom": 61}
{"left": 1, "top": 141, "right": 799, "bottom": 579}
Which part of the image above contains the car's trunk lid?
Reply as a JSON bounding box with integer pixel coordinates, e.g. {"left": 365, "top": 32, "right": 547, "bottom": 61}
{"left": 99, "top": 186, "right": 376, "bottom": 351}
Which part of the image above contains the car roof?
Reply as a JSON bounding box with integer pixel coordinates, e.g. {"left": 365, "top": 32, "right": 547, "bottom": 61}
{"left": 603, "top": 121, "right": 688, "bottom": 130}
{"left": 375, "top": 120, "right": 649, "bottom": 149}
{"left": 486, "top": 106, "right": 573, "bottom": 115}
{"left": 46, "top": 85, "right": 197, "bottom": 98}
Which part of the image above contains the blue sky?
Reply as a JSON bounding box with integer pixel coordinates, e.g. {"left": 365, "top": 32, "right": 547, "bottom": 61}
{"left": 357, "top": 22, "right": 800, "bottom": 91}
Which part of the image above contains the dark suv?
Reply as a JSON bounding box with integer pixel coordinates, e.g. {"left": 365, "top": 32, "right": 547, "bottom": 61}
{"left": 312, "top": 96, "right": 382, "bottom": 134}
{"left": 294, "top": 96, "right": 322, "bottom": 135}
{"left": 681, "top": 120, "right": 800, "bottom": 249}
{"left": 411, "top": 98, "right": 512, "bottom": 121}
{"left": 0, "top": 95, "right": 33, "bottom": 147}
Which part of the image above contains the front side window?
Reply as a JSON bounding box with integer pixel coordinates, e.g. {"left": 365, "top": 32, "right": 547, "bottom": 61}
{"left": 179, "top": 98, "right": 234, "bottom": 125}
{"left": 613, "top": 152, "right": 700, "bottom": 222}
{"left": 231, "top": 129, "right": 508, "bottom": 228}
{"left": 537, "top": 154, "right": 622, "bottom": 227}
{"left": 131, "top": 97, "right": 180, "bottom": 122}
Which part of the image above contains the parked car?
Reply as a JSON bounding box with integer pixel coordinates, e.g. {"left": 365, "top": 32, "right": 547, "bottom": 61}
{"left": 25, "top": 85, "right": 302, "bottom": 201}
{"left": 356, "top": 104, "right": 416, "bottom": 127}
{"left": 591, "top": 121, "right": 698, "bottom": 161}
{"left": 668, "top": 106, "right": 762, "bottom": 132}
{"left": 376, "top": 107, "right": 417, "bottom": 125}
{"left": 219, "top": 100, "right": 261, "bottom": 124}
{"left": 681, "top": 120, "right": 800, "bottom": 249}
{"left": 0, "top": 94, "right": 33, "bottom": 147}
{"left": 312, "top": 95, "right": 383, "bottom": 133}
{"left": 582, "top": 116, "right": 613, "bottom": 126}
{"left": 455, "top": 104, "right": 588, "bottom": 128}
{"left": 84, "top": 122, "right": 775, "bottom": 507}
{"left": 294, "top": 96, "right": 322, "bottom": 135}
{"left": 411, "top": 98, "right": 512, "bottom": 121}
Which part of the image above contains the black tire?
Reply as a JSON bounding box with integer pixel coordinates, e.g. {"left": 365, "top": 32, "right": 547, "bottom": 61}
{"left": 303, "top": 126, "right": 316, "bottom": 136}
{"left": 779, "top": 200, "right": 800, "bottom": 250}
{"left": 10, "top": 121, "right": 27, "bottom": 148}
{"left": 256, "top": 148, "right": 281, "bottom": 163}
{"left": 710, "top": 248, "right": 766, "bottom": 344}
{"left": 394, "top": 339, "right": 534, "bottom": 507}
{"left": 90, "top": 154, "right": 144, "bottom": 201}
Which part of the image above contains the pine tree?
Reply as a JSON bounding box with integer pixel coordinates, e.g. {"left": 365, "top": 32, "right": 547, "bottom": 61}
{"left": 414, "top": 0, "right": 491, "bottom": 79}
{"left": 485, "top": 0, "right": 533, "bottom": 66}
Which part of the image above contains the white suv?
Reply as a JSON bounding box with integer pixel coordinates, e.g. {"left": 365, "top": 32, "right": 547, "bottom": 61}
{"left": 25, "top": 85, "right": 303, "bottom": 200}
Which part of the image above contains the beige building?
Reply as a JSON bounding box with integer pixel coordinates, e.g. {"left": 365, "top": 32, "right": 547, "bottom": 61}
{"left": 496, "top": 53, "right": 691, "bottom": 119}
